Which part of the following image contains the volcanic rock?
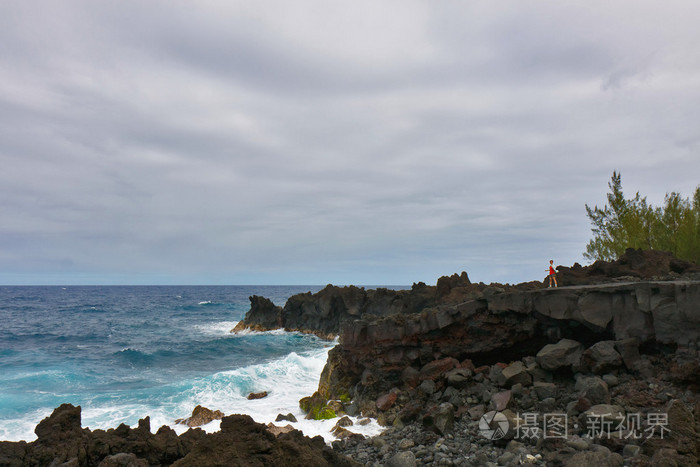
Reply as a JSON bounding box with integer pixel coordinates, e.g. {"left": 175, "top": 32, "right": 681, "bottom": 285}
{"left": 536, "top": 339, "right": 584, "bottom": 371}
{"left": 265, "top": 423, "right": 295, "bottom": 437}
{"left": 173, "top": 414, "right": 359, "bottom": 466}
{"left": 376, "top": 392, "right": 397, "bottom": 411}
{"left": 231, "top": 295, "right": 281, "bottom": 333}
{"left": 532, "top": 381, "right": 558, "bottom": 400}
{"left": 575, "top": 376, "right": 610, "bottom": 405}
{"left": 0, "top": 405, "right": 359, "bottom": 467}
{"left": 581, "top": 340, "right": 624, "bottom": 374}
{"left": 501, "top": 361, "right": 532, "bottom": 387}
{"left": 422, "top": 403, "right": 455, "bottom": 435}
{"left": 275, "top": 413, "right": 298, "bottom": 423}
{"left": 175, "top": 405, "right": 224, "bottom": 427}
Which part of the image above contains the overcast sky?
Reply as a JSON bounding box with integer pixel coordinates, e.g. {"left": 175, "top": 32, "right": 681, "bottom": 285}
{"left": 1, "top": 1, "right": 699, "bottom": 286}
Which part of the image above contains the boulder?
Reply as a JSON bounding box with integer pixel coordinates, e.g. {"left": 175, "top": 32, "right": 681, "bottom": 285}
{"left": 491, "top": 390, "right": 512, "bottom": 411}
{"left": 275, "top": 413, "right": 298, "bottom": 423}
{"left": 397, "top": 401, "right": 423, "bottom": 423}
{"left": 666, "top": 399, "right": 698, "bottom": 455}
{"left": 581, "top": 341, "right": 623, "bottom": 374}
{"left": 247, "top": 391, "right": 269, "bottom": 400}
{"left": 418, "top": 379, "right": 436, "bottom": 395}
{"left": 299, "top": 392, "right": 337, "bottom": 420}
{"left": 575, "top": 376, "right": 610, "bottom": 405}
{"left": 532, "top": 382, "right": 558, "bottom": 400}
{"left": 615, "top": 338, "right": 641, "bottom": 369}
{"left": 536, "top": 339, "right": 583, "bottom": 371}
{"left": 501, "top": 361, "right": 532, "bottom": 387}
{"left": 330, "top": 425, "right": 361, "bottom": 440}
{"left": 175, "top": 405, "right": 224, "bottom": 427}
{"left": 334, "top": 416, "right": 354, "bottom": 428}
{"left": 445, "top": 368, "right": 471, "bottom": 389}
{"left": 376, "top": 392, "right": 397, "bottom": 411}
{"left": 419, "top": 358, "right": 458, "bottom": 381}
{"left": 423, "top": 403, "right": 455, "bottom": 435}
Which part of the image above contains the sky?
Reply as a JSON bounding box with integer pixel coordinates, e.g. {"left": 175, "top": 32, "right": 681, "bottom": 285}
{"left": 1, "top": 1, "right": 699, "bottom": 286}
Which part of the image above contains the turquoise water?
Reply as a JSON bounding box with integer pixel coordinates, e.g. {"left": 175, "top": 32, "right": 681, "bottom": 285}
{"left": 0, "top": 285, "right": 333, "bottom": 441}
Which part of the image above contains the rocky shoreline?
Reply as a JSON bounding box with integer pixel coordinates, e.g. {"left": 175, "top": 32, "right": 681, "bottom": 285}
{"left": 2, "top": 249, "right": 700, "bottom": 466}
{"left": 326, "top": 336, "right": 700, "bottom": 466}
{"left": 240, "top": 248, "right": 700, "bottom": 466}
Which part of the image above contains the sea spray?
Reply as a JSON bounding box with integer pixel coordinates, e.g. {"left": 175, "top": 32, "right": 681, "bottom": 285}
{"left": 0, "top": 285, "right": 384, "bottom": 443}
{"left": 2, "top": 343, "right": 384, "bottom": 443}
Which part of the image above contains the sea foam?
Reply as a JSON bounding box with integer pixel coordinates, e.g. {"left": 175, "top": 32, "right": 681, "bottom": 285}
{"left": 4, "top": 339, "right": 383, "bottom": 444}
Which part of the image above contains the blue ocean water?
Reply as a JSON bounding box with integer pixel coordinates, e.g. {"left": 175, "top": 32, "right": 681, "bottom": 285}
{"left": 0, "top": 285, "right": 347, "bottom": 442}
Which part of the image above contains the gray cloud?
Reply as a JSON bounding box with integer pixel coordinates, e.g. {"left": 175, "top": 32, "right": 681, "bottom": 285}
{"left": 1, "top": 1, "right": 699, "bottom": 285}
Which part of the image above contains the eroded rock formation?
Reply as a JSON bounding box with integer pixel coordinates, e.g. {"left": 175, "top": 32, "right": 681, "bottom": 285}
{"left": 0, "top": 404, "right": 359, "bottom": 467}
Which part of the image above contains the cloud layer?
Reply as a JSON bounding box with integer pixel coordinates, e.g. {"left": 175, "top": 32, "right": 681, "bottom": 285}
{"left": 1, "top": 1, "right": 699, "bottom": 285}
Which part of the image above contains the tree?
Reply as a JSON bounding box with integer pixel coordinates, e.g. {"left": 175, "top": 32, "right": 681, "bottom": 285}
{"left": 584, "top": 172, "right": 700, "bottom": 263}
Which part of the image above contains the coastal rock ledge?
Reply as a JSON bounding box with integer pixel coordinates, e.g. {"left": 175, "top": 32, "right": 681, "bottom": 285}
{"left": 0, "top": 403, "right": 359, "bottom": 467}
{"left": 234, "top": 248, "right": 700, "bottom": 465}
{"left": 317, "top": 251, "right": 700, "bottom": 465}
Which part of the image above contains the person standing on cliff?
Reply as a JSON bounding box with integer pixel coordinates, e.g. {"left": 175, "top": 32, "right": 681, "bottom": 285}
{"left": 546, "top": 260, "right": 558, "bottom": 287}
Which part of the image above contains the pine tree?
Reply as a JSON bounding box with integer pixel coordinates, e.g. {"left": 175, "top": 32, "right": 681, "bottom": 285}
{"left": 584, "top": 172, "right": 700, "bottom": 263}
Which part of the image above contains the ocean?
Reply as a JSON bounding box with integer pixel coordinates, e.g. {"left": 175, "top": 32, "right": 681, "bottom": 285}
{"left": 0, "top": 285, "right": 387, "bottom": 443}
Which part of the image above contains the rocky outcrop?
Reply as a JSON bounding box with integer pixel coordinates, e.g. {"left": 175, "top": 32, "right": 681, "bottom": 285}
{"left": 555, "top": 248, "right": 700, "bottom": 286}
{"left": 297, "top": 250, "right": 700, "bottom": 464}
{"left": 247, "top": 391, "right": 269, "bottom": 400}
{"left": 319, "top": 278, "right": 700, "bottom": 410}
{"left": 174, "top": 405, "right": 224, "bottom": 427}
{"left": 0, "top": 404, "right": 359, "bottom": 467}
{"left": 233, "top": 248, "right": 699, "bottom": 339}
{"left": 232, "top": 281, "right": 450, "bottom": 338}
{"left": 231, "top": 295, "right": 282, "bottom": 333}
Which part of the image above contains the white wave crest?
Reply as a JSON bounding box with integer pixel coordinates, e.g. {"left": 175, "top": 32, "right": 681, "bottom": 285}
{"left": 194, "top": 321, "right": 240, "bottom": 336}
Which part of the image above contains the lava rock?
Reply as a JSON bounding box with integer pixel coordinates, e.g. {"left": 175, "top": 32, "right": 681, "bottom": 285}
{"left": 536, "top": 339, "right": 583, "bottom": 371}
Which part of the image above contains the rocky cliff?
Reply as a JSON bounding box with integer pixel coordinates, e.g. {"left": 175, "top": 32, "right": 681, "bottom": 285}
{"left": 287, "top": 249, "right": 700, "bottom": 465}
{"left": 320, "top": 277, "right": 700, "bottom": 403}
{"left": 232, "top": 248, "right": 700, "bottom": 340}
{"left": 232, "top": 283, "right": 445, "bottom": 339}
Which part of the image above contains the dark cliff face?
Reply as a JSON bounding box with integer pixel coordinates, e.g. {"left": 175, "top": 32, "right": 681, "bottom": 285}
{"left": 325, "top": 279, "right": 700, "bottom": 404}
{"left": 234, "top": 249, "right": 700, "bottom": 337}
{"left": 233, "top": 282, "right": 451, "bottom": 338}
{"left": 233, "top": 248, "right": 699, "bottom": 339}
{"left": 269, "top": 249, "right": 700, "bottom": 426}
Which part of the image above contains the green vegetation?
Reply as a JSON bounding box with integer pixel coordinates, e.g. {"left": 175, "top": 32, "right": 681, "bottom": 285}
{"left": 585, "top": 171, "right": 700, "bottom": 263}
{"left": 314, "top": 406, "right": 337, "bottom": 420}
{"left": 299, "top": 392, "right": 338, "bottom": 420}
